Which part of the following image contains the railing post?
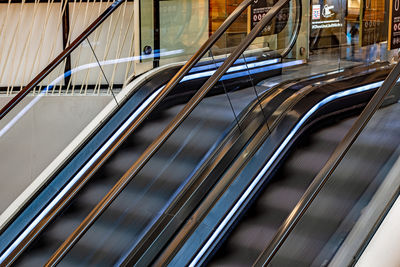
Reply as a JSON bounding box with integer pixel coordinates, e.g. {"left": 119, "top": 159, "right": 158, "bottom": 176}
{"left": 62, "top": 0, "right": 71, "bottom": 87}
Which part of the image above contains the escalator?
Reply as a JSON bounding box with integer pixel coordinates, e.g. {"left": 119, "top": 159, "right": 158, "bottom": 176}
{"left": 208, "top": 100, "right": 400, "bottom": 266}
{"left": 12, "top": 61, "right": 395, "bottom": 266}
{"left": 153, "top": 61, "right": 400, "bottom": 266}
{"left": 12, "top": 85, "right": 262, "bottom": 266}
{"left": 1, "top": 0, "right": 301, "bottom": 264}
{"left": 1, "top": 0, "right": 398, "bottom": 265}
{"left": 209, "top": 115, "right": 358, "bottom": 266}
{"left": 2, "top": 53, "right": 396, "bottom": 267}
{"left": 2, "top": 57, "right": 398, "bottom": 267}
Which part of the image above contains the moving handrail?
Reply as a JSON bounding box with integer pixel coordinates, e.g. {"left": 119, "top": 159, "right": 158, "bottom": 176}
{"left": 0, "top": 1, "right": 259, "bottom": 265}
{"left": 0, "top": 0, "right": 126, "bottom": 120}
{"left": 253, "top": 61, "right": 400, "bottom": 266}
{"left": 45, "top": 0, "right": 294, "bottom": 264}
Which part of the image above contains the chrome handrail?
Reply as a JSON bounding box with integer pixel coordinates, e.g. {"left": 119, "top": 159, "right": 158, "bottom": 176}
{"left": 45, "top": 0, "right": 293, "bottom": 265}
{"left": 253, "top": 61, "right": 400, "bottom": 266}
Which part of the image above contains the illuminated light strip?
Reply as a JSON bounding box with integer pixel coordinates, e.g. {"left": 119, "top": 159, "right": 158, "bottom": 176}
{"left": 219, "top": 59, "right": 304, "bottom": 81}
{"left": 181, "top": 58, "right": 280, "bottom": 82}
{"left": 0, "top": 87, "right": 163, "bottom": 264}
{"left": 0, "top": 56, "right": 288, "bottom": 138}
{"left": 189, "top": 56, "right": 258, "bottom": 73}
{"left": 0, "top": 50, "right": 184, "bottom": 138}
{"left": 189, "top": 80, "right": 384, "bottom": 266}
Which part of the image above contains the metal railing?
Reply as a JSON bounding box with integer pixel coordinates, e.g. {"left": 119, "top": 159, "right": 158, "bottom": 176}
{"left": 44, "top": 0, "right": 295, "bottom": 265}
{"left": 253, "top": 60, "right": 400, "bottom": 266}
{"left": 0, "top": 0, "right": 127, "bottom": 119}
{"left": 0, "top": 0, "right": 138, "bottom": 96}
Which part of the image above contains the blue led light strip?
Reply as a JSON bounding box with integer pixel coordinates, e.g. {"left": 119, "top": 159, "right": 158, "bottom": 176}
{"left": 188, "top": 56, "right": 259, "bottom": 73}
{"left": 182, "top": 58, "right": 281, "bottom": 82}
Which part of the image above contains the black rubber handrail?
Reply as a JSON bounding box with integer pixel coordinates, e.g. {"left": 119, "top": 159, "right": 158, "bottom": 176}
{"left": 0, "top": 0, "right": 125, "bottom": 120}
{"left": 45, "top": 0, "right": 293, "bottom": 265}
{"left": 253, "top": 61, "right": 400, "bottom": 266}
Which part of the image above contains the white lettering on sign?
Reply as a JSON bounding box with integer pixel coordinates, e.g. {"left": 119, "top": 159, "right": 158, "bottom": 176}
{"left": 322, "top": 4, "right": 335, "bottom": 18}
{"left": 311, "top": 19, "right": 343, "bottom": 29}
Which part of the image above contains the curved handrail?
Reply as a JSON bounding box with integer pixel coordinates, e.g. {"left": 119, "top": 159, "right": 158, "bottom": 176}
{"left": 0, "top": 0, "right": 126, "bottom": 120}
{"left": 281, "top": 0, "right": 302, "bottom": 58}
{"left": 45, "top": 0, "right": 294, "bottom": 265}
{"left": 253, "top": 61, "right": 400, "bottom": 266}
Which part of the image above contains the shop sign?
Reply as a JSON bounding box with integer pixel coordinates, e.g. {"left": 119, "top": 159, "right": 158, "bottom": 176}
{"left": 389, "top": 0, "right": 400, "bottom": 49}
{"left": 311, "top": 2, "right": 343, "bottom": 29}
{"left": 249, "top": 0, "right": 288, "bottom": 35}
{"left": 359, "top": 0, "right": 385, "bottom": 47}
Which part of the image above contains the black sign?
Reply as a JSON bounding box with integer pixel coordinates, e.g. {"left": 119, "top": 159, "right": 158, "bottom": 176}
{"left": 389, "top": 0, "right": 400, "bottom": 49}
{"left": 249, "top": 0, "right": 289, "bottom": 36}
{"left": 360, "top": 0, "right": 385, "bottom": 47}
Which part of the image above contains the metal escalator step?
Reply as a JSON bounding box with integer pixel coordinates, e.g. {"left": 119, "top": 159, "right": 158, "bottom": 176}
{"left": 133, "top": 118, "right": 228, "bottom": 156}
{"left": 268, "top": 230, "right": 327, "bottom": 267}
{"left": 106, "top": 152, "right": 196, "bottom": 188}
{"left": 207, "top": 114, "right": 356, "bottom": 266}
{"left": 45, "top": 218, "right": 136, "bottom": 265}
{"left": 311, "top": 117, "right": 356, "bottom": 142}
{"left": 223, "top": 214, "right": 286, "bottom": 254}
{"left": 77, "top": 183, "right": 166, "bottom": 221}
{"left": 283, "top": 148, "right": 335, "bottom": 177}
{"left": 257, "top": 185, "right": 306, "bottom": 212}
